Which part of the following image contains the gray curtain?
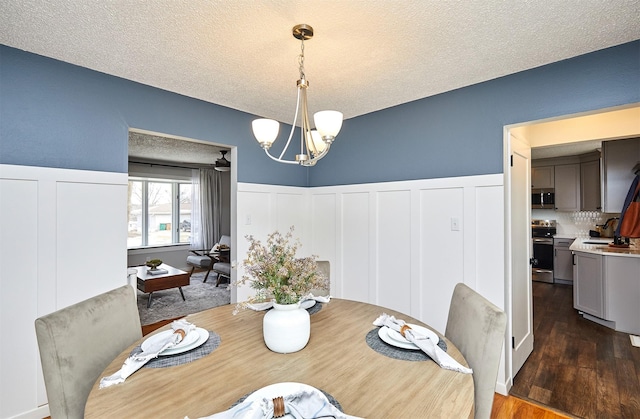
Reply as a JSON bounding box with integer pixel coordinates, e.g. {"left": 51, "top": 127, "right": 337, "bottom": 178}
{"left": 190, "top": 168, "right": 222, "bottom": 250}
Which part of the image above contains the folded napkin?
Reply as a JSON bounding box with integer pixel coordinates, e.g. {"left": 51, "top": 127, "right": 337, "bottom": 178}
{"left": 99, "top": 319, "right": 196, "bottom": 388}
{"left": 247, "top": 295, "right": 331, "bottom": 311}
{"left": 190, "top": 386, "right": 362, "bottom": 419}
{"left": 373, "top": 314, "right": 472, "bottom": 374}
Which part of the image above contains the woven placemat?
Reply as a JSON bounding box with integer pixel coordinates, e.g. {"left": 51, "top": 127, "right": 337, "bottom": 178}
{"left": 306, "top": 301, "right": 323, "bottom": 315}
{"left": 252, "top": 302, "right": 323, "bottom": 315}
{"left": 129, "top": 330, "right": 220, "bottom": 368}
{"left": 365, "top": 328, "right": 447, "bottom": 361}
{"left": 232, "top": 388, "right": 342, "bottom": 411}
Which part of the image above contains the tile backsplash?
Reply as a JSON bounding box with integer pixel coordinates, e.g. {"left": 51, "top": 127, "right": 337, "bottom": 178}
{"left": 531, "top": 209, "right": 620, "bottom": 238}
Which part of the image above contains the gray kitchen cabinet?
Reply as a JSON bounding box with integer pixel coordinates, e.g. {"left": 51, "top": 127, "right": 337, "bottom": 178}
{"left": 554, "top": 164, "right": 580, "bottom": 211}
{"left": 580, "top": 159, "right": 601, "bottom": 211}
{"left": 554, "top": 238, "right": 574, "bottom": 283}
{"left": 531, "top": 165, "right": 554, "bottom": 189}
{"left": 604, "top": 256, "right": 640, "bottom": 334}
{"left": 602, "top": 138, "right": 640, "bottom": 213}
{"left": 573, "top": 251, "right": 604, "bottom": 318}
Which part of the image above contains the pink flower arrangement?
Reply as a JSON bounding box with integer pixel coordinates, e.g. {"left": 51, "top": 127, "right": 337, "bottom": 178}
{"left": 235, "top": 226, "right": 327, "bottom": 310}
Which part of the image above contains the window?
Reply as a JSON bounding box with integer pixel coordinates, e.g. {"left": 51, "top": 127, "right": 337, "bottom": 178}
{"left": 128, "top": 178, "right": 192, "bottom": 248}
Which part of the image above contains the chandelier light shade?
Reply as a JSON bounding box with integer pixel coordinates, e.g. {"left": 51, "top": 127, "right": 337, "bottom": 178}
{"left": 252, "top": 119, "right": 280, "bottom": 148}
{"left": 252, "top": 24, "right": 343, "bottom": 166}
{"left": 313, "top": 110, "right": 343, "bottom": 140}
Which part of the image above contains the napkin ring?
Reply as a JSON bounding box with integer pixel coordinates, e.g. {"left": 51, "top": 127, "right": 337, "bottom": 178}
{"left": 174, "top": 329, "right": 186, "bottom": 340}
{"left": 400, "top": 324, "right": 412, "bottom": 337}
{"left": 273, "top": 396, "right": 285, "bottom": 417}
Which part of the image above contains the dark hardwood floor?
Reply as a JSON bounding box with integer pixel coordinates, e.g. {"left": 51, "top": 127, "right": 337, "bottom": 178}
{"left": 510, "top": 281, "right": 640, "bottom": 418}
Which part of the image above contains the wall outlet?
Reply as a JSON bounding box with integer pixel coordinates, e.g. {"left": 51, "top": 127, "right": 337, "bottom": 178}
{"left": 451, "top": 217, "right": 460, "bottom": 231}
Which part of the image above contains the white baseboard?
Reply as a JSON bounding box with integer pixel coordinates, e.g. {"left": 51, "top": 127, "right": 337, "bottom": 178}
{"left": 8, "top": 404, "right": 49, "bottom": 419}
{"left": 495, "top": 380, "right": 510, "bottom": 396}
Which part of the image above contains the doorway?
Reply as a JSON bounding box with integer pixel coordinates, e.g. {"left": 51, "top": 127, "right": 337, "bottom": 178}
{"left": 505, "top": 104, "right": 640, "bottom": 385}
{"left": 126, "top": 129, "right": 237, "bottom": 273}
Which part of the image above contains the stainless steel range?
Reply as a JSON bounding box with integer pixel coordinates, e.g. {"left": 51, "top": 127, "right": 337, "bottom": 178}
{"left": 531, "top": 219, "right": 556, "bottom": 283}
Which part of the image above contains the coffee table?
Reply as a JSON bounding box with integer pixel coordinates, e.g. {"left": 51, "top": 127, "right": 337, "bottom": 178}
{"left": 135, "top": 263, "right": 189, "bottom": 307}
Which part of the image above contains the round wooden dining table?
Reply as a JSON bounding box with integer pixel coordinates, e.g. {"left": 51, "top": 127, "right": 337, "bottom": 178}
{"left": 85, "top": 299, "right": 474, "bottom": 418}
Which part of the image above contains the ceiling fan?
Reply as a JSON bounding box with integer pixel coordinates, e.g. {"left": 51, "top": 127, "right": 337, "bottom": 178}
{"left": 214, "top": 150, "right": 231, "bottom": 172}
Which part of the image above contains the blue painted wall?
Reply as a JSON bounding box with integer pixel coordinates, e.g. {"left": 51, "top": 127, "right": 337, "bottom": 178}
{"left": 2, "top": 41, "right": 639, "bottom": 187}
{"left": 0, "top": 45, "right": 310, "bottom": 186}
{"left": 309, "top": 40, "right": 640, "bottom": 186}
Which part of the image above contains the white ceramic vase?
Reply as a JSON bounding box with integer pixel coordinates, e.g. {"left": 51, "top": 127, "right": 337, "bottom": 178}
{"left": 263, "top": 302, "right": 310, "bottom": 353}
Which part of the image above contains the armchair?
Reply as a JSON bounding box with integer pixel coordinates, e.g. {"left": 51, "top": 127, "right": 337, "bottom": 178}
{"left": 186, "top": 235, "right": 231, "bottom": 284}
{"left": 212, "top": 250, "right": 231, "bottom": 286}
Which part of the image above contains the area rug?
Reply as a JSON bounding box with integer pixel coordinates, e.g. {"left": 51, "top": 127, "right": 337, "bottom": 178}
{"left": 137, "top": 271, "right": 230, "bottom": 326}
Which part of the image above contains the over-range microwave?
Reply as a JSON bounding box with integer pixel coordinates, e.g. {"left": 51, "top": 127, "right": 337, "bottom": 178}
{"left": 532, "top": 188, "right": 555, "bottom": 209}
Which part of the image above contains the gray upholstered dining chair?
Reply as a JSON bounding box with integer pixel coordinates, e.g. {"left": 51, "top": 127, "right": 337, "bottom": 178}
{"left": 445, "top": 283, "right": 507, "bottom": 419}
{"left": 309, "top": 260, "right": 330, "bottom": 296}
{"left": 35, "top": 284, "right": 142, "bottom": 419}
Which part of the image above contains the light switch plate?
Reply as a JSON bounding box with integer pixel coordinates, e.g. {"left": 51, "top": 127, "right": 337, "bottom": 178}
{"left": 451, "top": 217, "right": 460, "bottom": 231}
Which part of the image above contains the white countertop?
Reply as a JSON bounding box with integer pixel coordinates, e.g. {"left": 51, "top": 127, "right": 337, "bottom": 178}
{"left": 569, "top": 237, "right": 640, "bottom": 258}
{"left": 553, "top": 235, "right": 577, "bottom": 240}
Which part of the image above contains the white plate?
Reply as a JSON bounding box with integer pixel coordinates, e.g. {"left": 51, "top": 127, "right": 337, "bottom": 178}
{"left": 141, "top": 327, "right": 208, "bottom": 356}
{"left": 247, "top": 300, "right": 316, "bottom": 311}
{"left": 378, "top": 327, "right": 419, "bottom": 350}
{"left": 141, "top": 328, "right": 199, "bottom": 352}
{"left": 299, "top": 299, "right": 316, "bottom": 310}
{"left": 243, "top": 382, "right": 329, "bottom": 418}
{"left": 159, "top": 327, "right": 209, "bottom": 356}
{"left": 377, "top": 324, "right": 438, "bottom": 350}
{"left": 247, "top": 302, "right": 273, "bottom": 311}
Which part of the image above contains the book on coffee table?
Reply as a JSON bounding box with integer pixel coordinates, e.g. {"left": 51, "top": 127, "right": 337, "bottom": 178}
{"left": 147, "top": 268, "right": 168, "bottom": 275}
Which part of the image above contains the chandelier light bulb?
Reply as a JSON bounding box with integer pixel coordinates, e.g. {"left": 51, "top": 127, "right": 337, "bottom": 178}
{"left": 309, "top": 130, "right": 326, "bottom": 155}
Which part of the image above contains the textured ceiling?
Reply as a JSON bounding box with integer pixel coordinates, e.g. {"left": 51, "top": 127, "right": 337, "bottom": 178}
{"left": 531, "top": 139, "right": 602, "bottom": 160}
{"left": 128, "top": 132, "right": 227, "bottom": 166}
{"left": 1, "top": 1, "right": 639, "bottom": 126}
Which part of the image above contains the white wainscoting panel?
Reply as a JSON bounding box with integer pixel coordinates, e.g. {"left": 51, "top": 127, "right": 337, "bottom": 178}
{"left": 236, "top": 189, "right": 272, "bottom": 304}
{"left": 275, "top": 192, "right": 308, "bottom": 241}
{"left": 238, "top": 175, "right": 506, "bottom": 393}
{"left": 340, "top": 192, "right": 371, "bottom": 302}
{"left": 56, "top": 181, "right": 128, "bottom": 308}
{"left": 474, "top": 184, "right": 507, "bottom": 392}
{"left": 376, "top": 190, "right": 412, "bottom": 314}
{"left": 0, "top": 164, "right": 128, "bottom": 419}
{"left": 310, "top": 193, "right": 337, "bottom": 293}
{"left": 307, "top": 175, "right": 503, "bottom": 328}
{"left": 418, "top": 187, "right": 465, "bottom": 334}
{"left": 474, "top": 185, "right": 505, "bottom": 307}
{"left": 236, "top": 184, "right": 309, "bottom": 304}
{"left": 308, "top": 174, "right": 506, "bottom": 392}
{"left": 1, "top": 178, "right": 40, "bottom": 418}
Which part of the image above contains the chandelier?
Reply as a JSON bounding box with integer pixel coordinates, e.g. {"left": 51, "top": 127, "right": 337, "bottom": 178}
{"left": 252, "top": 24, "right": 343, "bottom": 166}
